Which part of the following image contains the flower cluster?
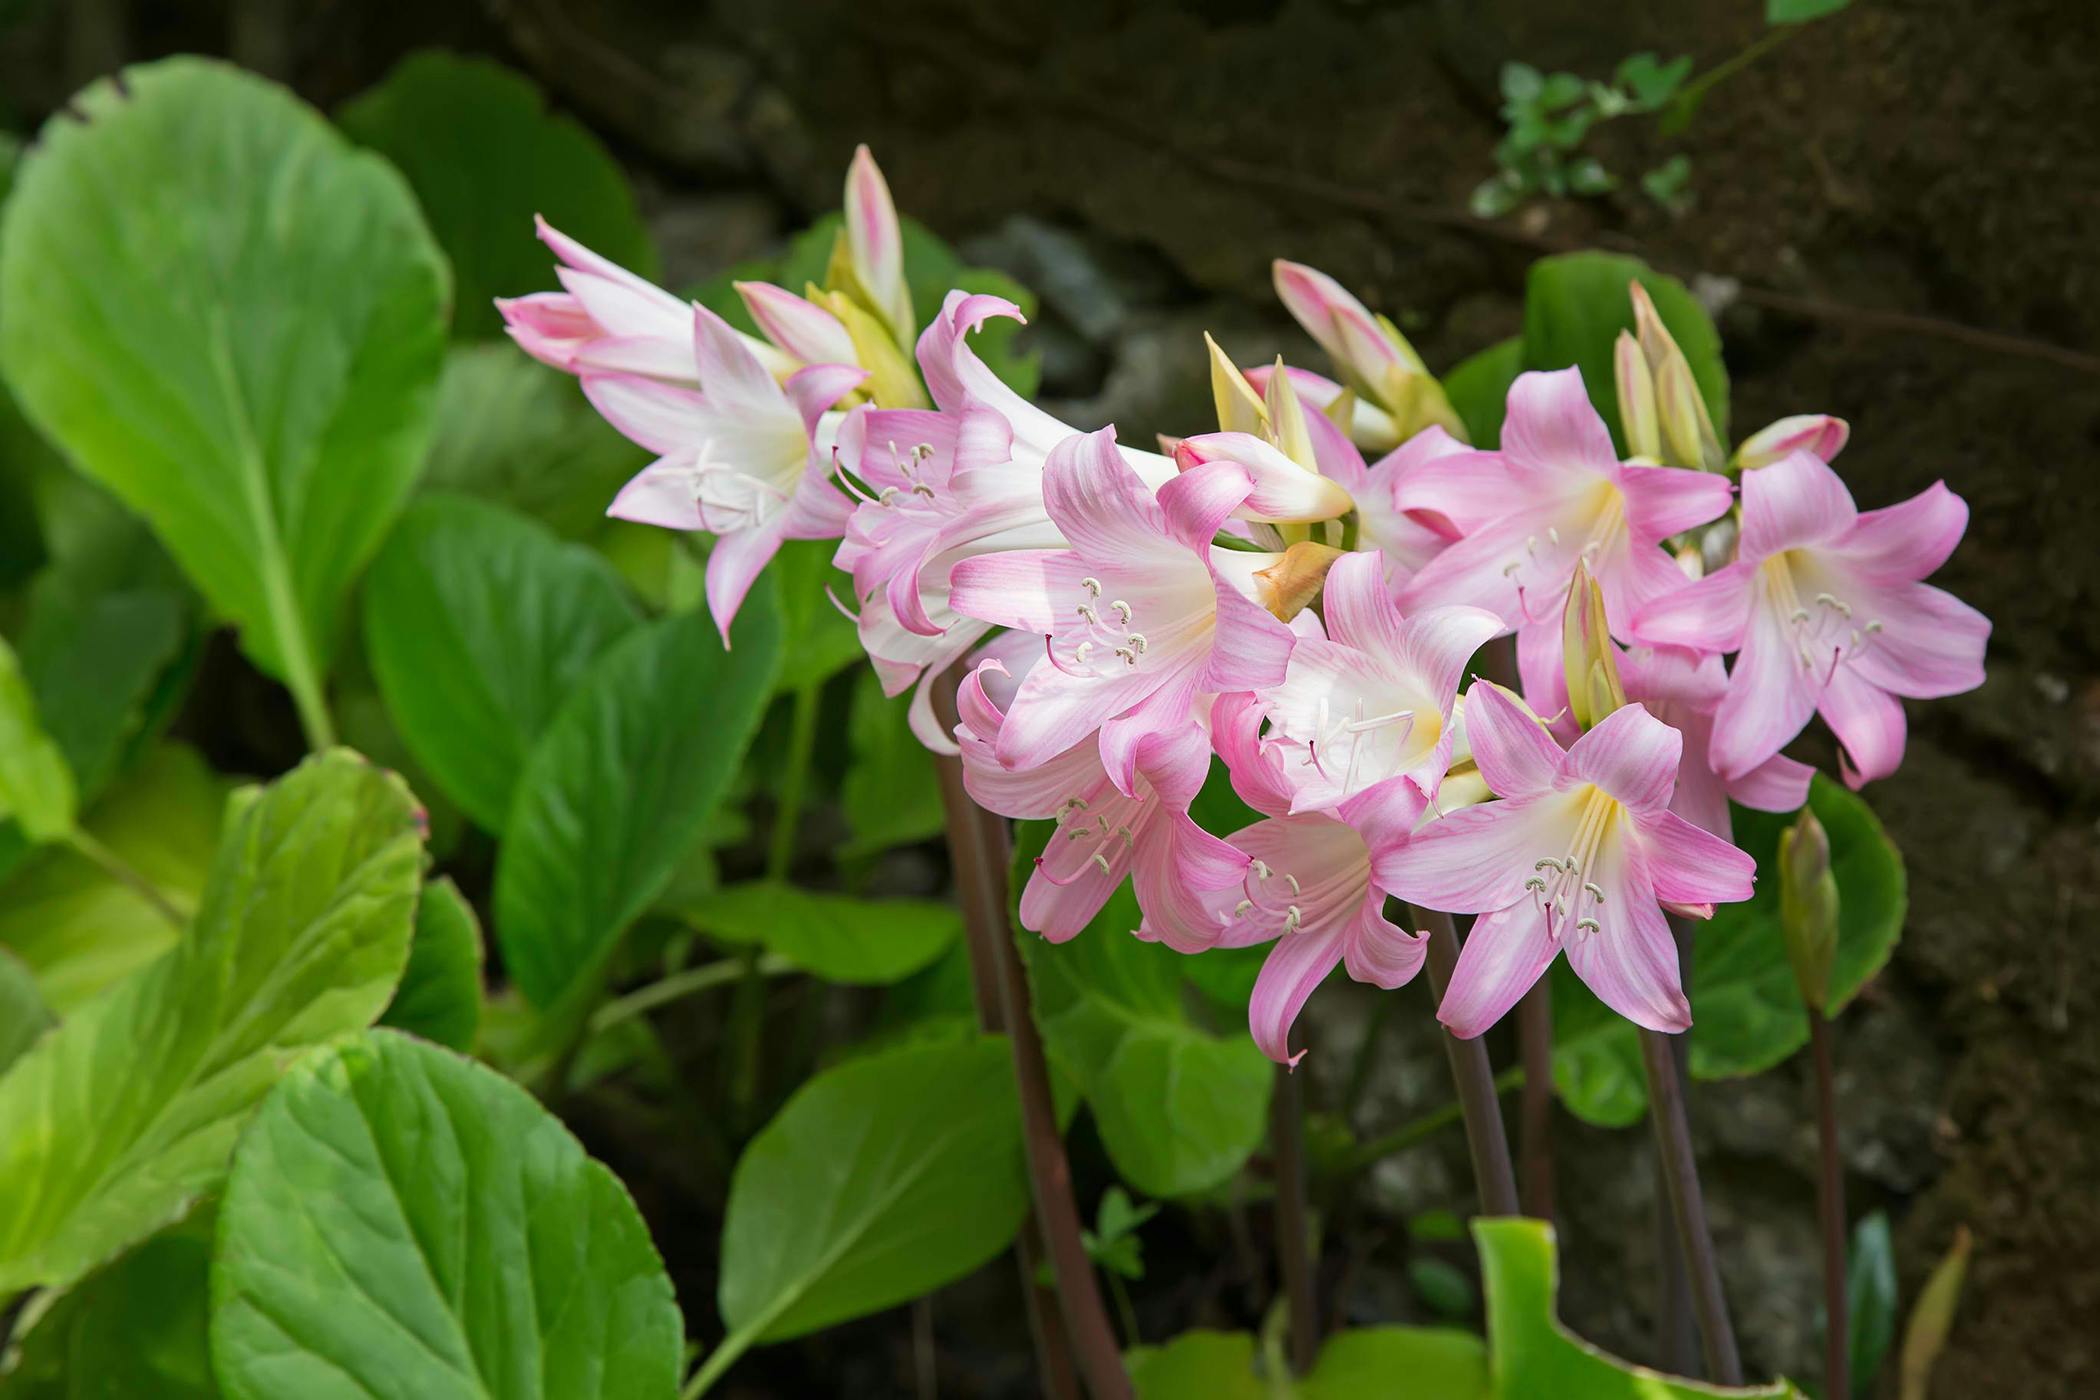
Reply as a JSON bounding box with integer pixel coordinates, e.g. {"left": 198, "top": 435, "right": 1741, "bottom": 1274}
{"left": 505, "top": 150, "right": 1988, "bottom": 1067}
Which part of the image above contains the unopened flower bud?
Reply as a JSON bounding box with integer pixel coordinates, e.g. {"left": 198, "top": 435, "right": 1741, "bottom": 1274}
{"left": 1733, "top": 414, "right": 1851, "bottom": 472}
{"left": 1629, "top": 281, "right": 1725, "bottom": 471}
{"left": 1616, "top": 329, "right": 1663, "bottom": 460}
{"left": 1560, "top": 560, "right": 1626, "bottom": 732}
{"left": 1778, "top": 807, "right": 1839, "bottom": 1013}
{"left": 818, "top": 287, "right": 927, "bottom": 409}
{"left": 1206, "top": 333, "right": 1268, "bottom": 437}
{"left": 1270, "top": 258, "right": 1467, "bottom": 450}
{"left": 1253, "top": 541, "right": 1346, "bottom": 622}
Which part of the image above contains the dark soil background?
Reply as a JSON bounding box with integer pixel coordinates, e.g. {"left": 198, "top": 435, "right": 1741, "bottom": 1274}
{"left": 5, "top": 1, "right": 2097, "bottom": 1396}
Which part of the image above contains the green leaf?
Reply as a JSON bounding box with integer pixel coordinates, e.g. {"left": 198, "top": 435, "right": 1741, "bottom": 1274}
{"left": 1409, "top": 1255, "right": 1479, "bottom": 1319}
{"left": 1444, "top": 336, "right": 1524, "bottom": 449}
{"left": 839, "top": 667, "right": 945, "bottom": 859}
{"left": 1016, "top": 822, "right": 1271, "bottom": 1198}
{"left": 419, "top": 343, "right": 650, "bottom": 537}
{"left": 0, "top": 947, "right": 50, "bottom": 1076}
{"left": 380, "top": 878, "right": 485, "bottom": 1052}
{"left": 0, "top": 59, "right": 448, "bottom": 734}
{"left": 1130, "top": 1326, "right": 1488, "bottom": 1399}
{"left": 1476, "top": 1217, "right": 1803, "bottom": 1396}
{"left": 211, "top": 1029, "right": 680, "bottom": 1400}
{"left": 766, "top": 538, "right": 865, "bottom": 693}
{"left": 1522, "top": 251, "right": 1728, "bottom": 454}
{"left": 363, "top": 494, "right": 640, "bottom": 831}
{"left": 679, "top": 881, "right": 959, "bottom": 985}
{"left": 15, "top": 573, "right": 189, "bottom": 804}
{"left": 0, "top": 744, "right": 224, "bottom": 1013}
{"left": 2, "top": 1215, "right": 219, "bottom": 1398}
{"left": 1847, "top": 1210, "right": 1897, "bottom": 1400}
{"left": 0, "top": 632, "right": 75, "bottom": 844}
{"left": 716, "top": 1035, "right": 1026, "bottom": 1348}
{"left": 1299, "top": 1327, "right": 1488, "bottom": 1399}
{"left": 496, "top": 600, "right": 782, "bottom": 1010}
{"left": 0, "top": 749, "right": 423, "bottom": 1294}
{"left": 1768, "top": 0, "right": 1851, "bottom": 22}
{"left": 1130, "top": 1330, "right": 1266, "bottom": 1400}
{"left": 1615, "top": 53, "right": 1694, "bottom": 109}
{"left": 338, "top": 51, "right": 656, "bottom": 340}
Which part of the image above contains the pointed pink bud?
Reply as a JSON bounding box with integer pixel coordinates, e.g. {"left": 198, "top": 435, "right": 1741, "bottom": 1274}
{"left": 1733, "top": 414, "right": 1851, "bottom": 471}
{"left": 734, "top": 280, "right": 856, "bottom": 367}
{"left": 845, "top": 145, "right": 913, "bottom": 346}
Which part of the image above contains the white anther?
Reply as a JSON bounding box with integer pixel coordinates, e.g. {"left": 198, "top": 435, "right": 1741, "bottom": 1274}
{"left": 1583, "top": 881, "right": 1605, "bottom": 903}
{"left": 878, "top": 485, "right": 903, "bottom": 505}
{"left": 1074, "top": 641, "right": 1094, "bottom": 664}
{"left": 1547, "top": 526, "right": 1561, "bottom": 546}
{"left": 1503, "top": 561, "right": 1523, "bottom": 577}
{"left": 1077, "top": 603, "right": 1100, "bottom": 624}
{"left": 1090, "top": 852, "right": 1114, "bottom": 875}
{"left": 1535, "top": 857, "right": 1566, "bottom": 872}
{"left": 1576, "top": 917, "right": 1601, "bottom": 936}
{"left": 1524, "top": 876, "right": 1548, "bottom": 894}
{"left": 1790, "top": 608, "right": 1812, "bottom": 624}
{"left": 1865, "top": 620, "right": 1884, "bottom": 634}
{"left": 1284, "top": 873, "right": 1301, "bottom": 895}
{"left": 1114, "top": 646, "right": 1137, "bottom": 665}
{"left": 1110, "top": 600, "right": 1133, "bottom": 623}
{"left": 1127, "top": 632, "right": 1147, "bottom": 654}
{"left": 1081, "top": 577, "right": 1101, "bottom": 596}
{"left": 1251, "top": 859, "right": 1272, "bottom": 881}
{"left": 1234, "top": 899, "right": 1253, "bottom": 917}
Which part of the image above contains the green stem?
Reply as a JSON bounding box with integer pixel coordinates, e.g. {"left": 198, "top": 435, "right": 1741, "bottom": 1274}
{"left": 731, "top": 681, "right": 824, "bottom": 1124}
{"left": 683, "top": 1319, "right": 765, "bottom": 1399}
{"left": 1108, "top": 1273, "right": 1141, "bottom": 1351}
{"left": 1670, "top": 25, "right": 1798, "bottom": 114}
{"left": 589, "top": 954, "right": 794, "bottom": 1036}
{"left": 63, "top": 827, "right": 184, "bottom": 930}
{"left": 1336, "top": 1066, "right": 1524, "bottom": 1177}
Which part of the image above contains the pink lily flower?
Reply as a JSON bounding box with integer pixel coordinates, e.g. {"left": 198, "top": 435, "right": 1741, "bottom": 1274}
{"left": 1359, "top": 425, "right": 1493, "bottom": 588}
{"left": 1377, "top": 683, "right": 1756, "bottom": 1038}
{"left": 1616, "top": 644, "right": 1815, "bottom": 841}
{"left": 593, "top": 304, "right": 866, "bottom": 638}
{"left": 946, "top": 427, "right": 1295, "bottom": 786}
{"left": 1257, "top": 550, "right": 1503, "bottom": 822}
{"left": 1395, "top": 367, "right": 1734, "bottom": 689}
{"left": 497, "top": 217, "right": 793, "bottom": 384}
{"left": 835, "top": 292, "right": 1175, "bottom": 749}
{"left": 733, "top": 279, "right": 859, "bottom": 368}
{"left": 955, "top": 661, "right": 1248, "bottom": 949}
{"left": 1200, "top": 690, "right": 1427, "bottom": 1065}
{"left": 1632, "top": 449, "right": 1986, "bottom": 787}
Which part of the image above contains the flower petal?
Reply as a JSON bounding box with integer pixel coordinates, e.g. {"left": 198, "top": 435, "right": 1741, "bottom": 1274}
{"left": 1631, "top": 563, "right": 1756, "bottom": 653}
{"left": 1709, "top": 588, "right": 1821, "bottom": 781}
{"left": 735, "top": 280, "right": 857, "bottom": 366}
{"left": 1738, "top": 449, "right": 1858, "bottom": 559}
{"left": 704, "top": 519, "right": 788, "bottom": 644}
{"left": 1375, "top": 786, "right": 1581, "bottom": 914}
{"left": 1134, "top": 811, "right": 1251, "bottom": 954}
{"left": 1341, "top": 897, "right": 1427, "bottom": 990}
{"left": 1562, "top": 842, "right": 1689, "bottom": 1033}
{"left": 1463, "top": 681, "right": 1565, "bottom": 801}
{"left": 1247, "top": 919, "right": 1347, "bottom": 1066}
{"left": 606, "top": 457, "right": 705, "bottom": 531}
{"left": 1817, "top": 666, "right": 1908, "bottom": 788}
{"left": 1500, "top": 368, "right": 1621, "bottom": 478}
{"left": 1837, "top": 481, "right": 1968, "bottom": 582}
{"left": 1617, "top": 462, "right": 1734, "bottom": 540}
{"left": 581, "top": 373, "right": 708, "bottom": 457}
{"left": 1633, "top": 809, "right": 1756, "bottom": 906}
{"left": 1843, "top": 579, "right": 1989, "bottom": 699}
{"left": 1435, "top": 900, "right": 1559, "bottom": 1039}
{"left": 1561, "top": 702, "right": 1681, "bottom": 813}
{"left": 1725, "top": 750, "right": 1815, "bottom": 815}
{"left": 1175, "top": 433, "right": 1353, "bottom": 522}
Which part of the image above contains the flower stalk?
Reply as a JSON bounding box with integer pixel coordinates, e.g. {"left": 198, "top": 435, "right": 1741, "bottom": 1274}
{"left": 1270, "top": 1062, "right": 1319, "bottom": 1373}
{"left": 931, "top": 672, "right": 1127, "bottom": 1400}
{"left": 1638, "top": 1009, "right": 1742, "bottom": 1384}
{"left": 1413, "top": 906, "right": 1520, "bottom": 1217}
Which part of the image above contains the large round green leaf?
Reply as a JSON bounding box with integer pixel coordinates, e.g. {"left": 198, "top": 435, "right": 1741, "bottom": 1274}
{"left": 1475, "top": 1218, "right": 1802, "bottom": 1396}
{"left": 1521, "top": 252, "right": 1728, "bottom": 454}
{"left": 1015, "top": 822, "right": 1272, "bottom": 1198}
{"left": 0, "top": 948, "right": 49, "bottom": 1077}
{"left": 0, "top": 749, "right": 424, "bottom": 1294}
{"left": 0, "top": 743, "right": 224, "bottom": 1013}
{"left": 363, "top": 494, "right": 639, "bottom": 831}
{"left": 211, "top": 1029, "right": 680, "bottom": 1400}
{"left": 379, "top": 877, "right": 485, "bottom": 1053}
{"left": 0, "top": 58, "right": 449, "bottom": 735}
{"left": 2, "top": 1215, "right": 218, "bottom": 1398}
{"left": 677, "top": 881, "right": 959, "bottom": 985}
{"left": 1551, "top": 778, "right": 1905, "bottom": 1127}
{"left": 1443, "top": 336, "right": 1524, "bottom": 450}
{"left": 495, "top": 600, "right": 781, "bottom": 1011}
{"left": 338, "top": 51, "right": 656, "bottom": 341}
{"left": 714, "top": 1036, "right": 1026, "bottom": 1353}
{"left": 419, "top": 343, "right": 647, "bottom": 538}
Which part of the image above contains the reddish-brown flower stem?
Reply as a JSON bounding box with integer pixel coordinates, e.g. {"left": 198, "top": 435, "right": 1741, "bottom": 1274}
{"left": 1270, "top": 1062, "right": 1319, "bottom": 1373}
{"left": 1655, "top": 916, "right": 1698, "bottom": 1373}
{"left": 931, "top": 678, "right": 1126, "bottom": 1400}
{"left": 1412, "top": 906, "right": 1521, "bottom": 1217}
{"left": 1516, "top": 981, "right": 1556, "bottom": 1218}
{"left": 1639, "top": 1023, "right": 1742, "bottom": 1384}
{"left": 1810, "top": 1010, "right": 1847, "bottom": 1400}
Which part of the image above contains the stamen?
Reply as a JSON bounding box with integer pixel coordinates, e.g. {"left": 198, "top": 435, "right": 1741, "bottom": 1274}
{"left": 1127, "top": 633, "right": 1148, "bottom": 654}
{"left": 1251, "top": 859, "right": 1272, "bottom": 882}
{"left": 1284, "top": 873, "right": 1301, "bottom": 895}
{"left": 1081, "top": 577, "right": 1102, "bottom": 597}
{"left": 1110, "top": 600, "right": 1133, "bottom": 623}
{"left": 1077, "top": 603, "right": 1100, "bottom": 624}
{"left": 1090, "top": 852, "right": 1113, "bottom": 875}
{"left": 1583, "top": 881, "right": 1605, "bottom": 903}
